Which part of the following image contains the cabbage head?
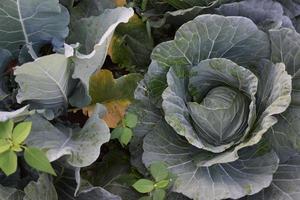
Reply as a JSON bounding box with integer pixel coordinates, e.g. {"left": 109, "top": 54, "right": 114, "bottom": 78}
{"left": 131, "top": 14, "right": 300, "bottom": 200}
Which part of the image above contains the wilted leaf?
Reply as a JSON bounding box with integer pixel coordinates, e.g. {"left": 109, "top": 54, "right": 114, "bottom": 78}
{"left": 87, "top": 69, "right": 142, "bottom": 128}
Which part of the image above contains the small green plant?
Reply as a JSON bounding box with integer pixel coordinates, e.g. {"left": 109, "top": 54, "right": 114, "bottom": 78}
{"left": 132, "top": 162, "right": 173, "bottom": 200}
{"left": 111, "top": 112, "right": 138, "bottom": 146}
{"left": 0, "top": 120, "right": 56, "bottom": 176}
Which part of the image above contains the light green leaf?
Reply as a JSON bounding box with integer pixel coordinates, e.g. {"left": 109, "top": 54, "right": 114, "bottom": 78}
{"left": 153, "top": 189, "right": 166, "bottom": 200}
{"left": 24, "top": 147, "right": 56, "bottom": 176}
{"left": 124, "top": 113, "right": 138, "bottom": 128}
{"left": 133, "top": 179, "right": 155, "bottom": 193}
{"left": 139, "top": 196, "right": 151, "bottom": 200}
{"left": 0, "top": 139, "right": 11, "bottom": 154}
{"left": 150, "top": 162, "right": 169, "bottom": 182}
{"left": 14, "top": 54, "right": 74, "bottom": 118}
{"left": 0, "top": 150, "right": 17, "bottom": 176}
{"left": 155, "top": 180, "right": 169, "bottom": 189}
{"left": 0, "top": 0, "right": 69, "bottom": 59}
{"left": 24, "top": 174, "right": 58, "bottom": 200}
{"left": 67, "top": 7, "right": 134, "bottom": 107}
{"left": 111, "top": 127, "right": 124, "bottom": 139}
{"left": 12, "top": 121, "right": 32, "bottom": 144}
{"left": 0, "top": 120, "right": 13, "bottom": 139}
{"left": 26, "top": 104, "right": 110, "bottom": 167}
{"left": 119, "top": 128, "right": 133, "bottom": 146}
{"left": 143, "top": 122, "right": 279, "bottom": 200}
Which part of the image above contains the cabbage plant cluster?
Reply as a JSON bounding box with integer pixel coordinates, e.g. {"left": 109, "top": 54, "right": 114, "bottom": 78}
{"left": 1, "top": 0, "right": 300, "bottom": 200}
{"left": 131, "top": 0, "right": 300, "bottom": 200}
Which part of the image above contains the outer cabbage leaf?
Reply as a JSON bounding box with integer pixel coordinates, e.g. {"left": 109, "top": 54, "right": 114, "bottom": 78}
{"left": 0, "top": 105, "right": 32, "bottom": 122}
{"left": 143, "top": 121, "right": 279, "bottom": 200}
{"left": 265, "top": 28, "right": 300, "bottom": 162}
{"left": 216, "top": 0, "right": 294, "bottom": 30}
{"left": 241, "top": 154, "right": 300, "bottom": 200}
{"left": 66, "top": 7, "right": 134, "bottom": 107}
{"left": 0, "top": 0, "right": 69, "bottom": 59}
{"left": 14, "top": 54, "right": 75, "bottom": 119}
{"left": 25, "top": 104, "right": 110, "bottom": 167}
{"left": 0, "top": 49, "right": 12, "bottom": 99}
{"left": 0, "top": 185, "right": 24, "bottom": 200}
{"left": 23, "top": 174, "right": 57, "bottom": 200}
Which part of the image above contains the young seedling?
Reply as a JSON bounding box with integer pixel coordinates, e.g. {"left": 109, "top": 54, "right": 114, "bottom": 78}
{"left": 0, "top": 120, "right": 56, "bottom": 176}
{"left": 111, "top": 112, "right": 138, "bottom": 146}
{"left": 132, "top": 162, "right": 172, "bottom": 200}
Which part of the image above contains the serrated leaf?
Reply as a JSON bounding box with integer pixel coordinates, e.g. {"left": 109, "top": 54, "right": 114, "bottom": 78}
{"left": 24, "top": 147, "right": 56, "bottom": 176}
{"left": 155, "top": 180, "right": 169, "bottom": 189}
{"left": 12, "top": 122, "right": 32, "bottom": 144}
{"left": 0, "top": 140, "right": 10, "bottom": 154}
{"left": 124, "top": 113, "right": 138, "bottom": 128}
{"left": 119, "top": 128, "right": 133, "bottom": 146}
{"left": 153, "top": 189, "right": 166, "bottom": 200}
{"left": 0, "top": 150, "right": 17, "bottom": 176}
{"left": 132, "top": 179, "right": 154, "bottom": 193}
{"left": 150, "top": 162, "right": 169, "bottom": 182}
{"left": 0, "top": 120, "right": 13, "bottom": 139}
{"left": 0, "top": 0, "right": 69, "bottom": 59}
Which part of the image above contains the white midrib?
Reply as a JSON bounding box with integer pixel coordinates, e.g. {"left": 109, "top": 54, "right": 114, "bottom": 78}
{"left": 37, "top": 64, "right": 69, "bottom": 105}
{"left": 16, "top": 0, "right": 38, "bottom": 59}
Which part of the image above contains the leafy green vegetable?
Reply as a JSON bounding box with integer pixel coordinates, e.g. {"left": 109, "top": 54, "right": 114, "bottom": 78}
{"left": 133, "top": 179, "right": 155, "bottom": 193}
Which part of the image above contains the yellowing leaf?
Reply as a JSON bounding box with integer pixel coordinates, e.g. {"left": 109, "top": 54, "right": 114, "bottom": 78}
{"left": 86, "top": 70, "right": 142, "bottom": 128}
{"left": 115, "top": 0, "right": 126, "bottom": 6}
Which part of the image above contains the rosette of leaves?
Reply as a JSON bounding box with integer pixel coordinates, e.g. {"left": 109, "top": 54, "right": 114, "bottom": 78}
{"left": 131, "top": 14, "right": 300, "bottom": 200}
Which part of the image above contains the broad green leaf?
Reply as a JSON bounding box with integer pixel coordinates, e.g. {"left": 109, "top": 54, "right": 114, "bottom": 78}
{"left": 66, "top": 7, "right": 134, "bottom": 108}
{"left": 120, "top": 128, "right": 133, "bottom": 146}
{"left": 54, "top": 161, "right": 122, "bottom": 200}
{"left": 24, "top": 147, "right": 56, "bottom": 176}
{"left": 153, "top": 189, "right": 166, "bottom": 200}
{"left": 0, "top": 150, "right": 17, "bottom": 176}
{"left": 150, "top": 162, "right": 169, "bottom": 182}
{"left": 143, "top": 122, "right": 279, "bottom": 200}
{"left": 24, "top": 174, "right": 58, "bottom": 200}
{"left": 0, "top": 139, "right": 11, "bottom": 154}
{"left": 266, "top": 28, "right": 300, "bottom": 162}
{"left": 26, "top": 104, "right": 110, "bottom": 167}
{"left": 124, "top": 113, "right": 138, "bottom": 128}
{"left": 108, "top": 14, "right": 153, "bottom": 71}
{"left": 0, "top": 105, "right": 32, "bottom": 122}
{"left": 217, "top": 0, "right": 294, "bottom": 31}
{"left": 133, "top": 179, "right": 155, "bottom": 193}
{"left": 241, "top": 154, "right": 300, "bottom": 200}
{"left": 0, "top": 0, "right": 69, "bottom": 59}
{"left": 0, "top": 185, "right": 24, "bottom": 200}
{"left": 83, "top": 147, "right": 142, "bottom": 200}
{"left": 0, "top": 120, "right": 13, "bottom": 139}
{"left": 14, "top": 54, "right": 74, "bottom": 118}
{"left": 12, "top": 122, "right": 32, "bottom": 144}
{"left": 155, "top": 180, "right": 169, "bottom": 189}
